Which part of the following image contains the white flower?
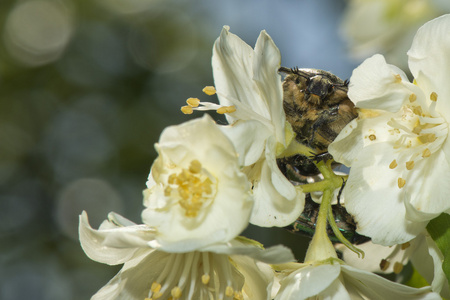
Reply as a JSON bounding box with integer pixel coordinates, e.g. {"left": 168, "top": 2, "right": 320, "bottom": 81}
{"left": 329, "top": 14, "right": 450, "bottom": 245}
{"left": 337, "top": 232, "right": 450, "bottom": 298}
{"left": 142, "top": 115, "right": 253, "bottom": 252}
{"left": 186, "top": 26, "right": 304, "bottom": 227}
{"left": 79, "top": 211, "right": 295, "bottom": 300}
{"left": 341, "top": 0, "right": 450, "bottom": 69}
{"left": 274, "top": 260, "right": 440, "bottom": 300}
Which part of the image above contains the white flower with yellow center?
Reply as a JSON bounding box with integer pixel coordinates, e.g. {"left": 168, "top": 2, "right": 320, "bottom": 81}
{"left": 79, "top": 211, "right": 295, "bottom": 300}
{"left": 337, "top": 232, "right": 450, "bottom": 298}
{"left": 142, "top": 115, "right": 253, "bottom": 252}
{"left": 329, "top": 14, "right": 450, "bottom": 245}
{"left": 341, "top": 0, "right": 450, "bottom": 69}
{"left": 182, "top": 26, "right": 304, "bottom": 227}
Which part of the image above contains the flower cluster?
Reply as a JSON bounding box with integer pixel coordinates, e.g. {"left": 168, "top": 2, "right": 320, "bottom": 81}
{"left": 79, "top": 13, "right": 450, "bottom": 300}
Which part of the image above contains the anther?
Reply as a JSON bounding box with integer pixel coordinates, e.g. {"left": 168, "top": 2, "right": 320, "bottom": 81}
{"left": 394, "top": 74, "right": 402, "bottom": 83}
{"left": 368, "top": 134, "right": 376, "bottom": 141}
{"left": 380, "top": 259, "right": 390, "bottom": 271}
{"left": 202, "top": 274, "right": 210, "bottom": 284}
{"left": 181, "top": 106, "right": 193, "bottom": 114}
{"left": 393, "top": 262, "right": 404, "bottom": 274}
{"left": 186, "top": 97, "right": 200, "bottom": 107}
{"left": 412, "top": 106, "right": 423, "bottom": 116}
{"left": 398, "top": 178, "right": 406, "bottom": 188}
{"left": 234, "top": 291, "right": 244, "bottom": 300}
{"left": 151, "top": 282, "right": 162, "bottom": 293}
{"left": 401, "top": 242, "right": 410, "bottom": 250}
{"left": 389, "top": 160, "right": 397, "bottom": 169}
{"left": 406, "top": 160, "right": 414, "bottom": 170}
{"left": 430, "top": 92, "right": 438, "bottom": 102}
{"left": 409, "top": 93, "right": 417, "bottom": 103}
{"left": 422, "top": 148, "right": 431, "bottom": 157}
{"left": 225, "top": 286, "right": 234, "bottom": 297}
{"left": 171, "top": 287, "right": 182, "bottom": 299}
{"left": 217, "top": 106, "right": 236, "bottom": 114}
{"left": 189, "top": 160, "right": 202, "bottom": 174}
{"left": 203, "top": 86, "right": 216, "bottom": 95}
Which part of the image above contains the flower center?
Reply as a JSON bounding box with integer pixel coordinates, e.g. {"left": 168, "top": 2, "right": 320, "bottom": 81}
{"left": 145, "top": 252, "right": 244, "bottom": 300}
{"left": 165, "top": 160, "right": 217, "bottom": 218}
{"left": 386, "top": 91, "right": 448, "bottom": 188}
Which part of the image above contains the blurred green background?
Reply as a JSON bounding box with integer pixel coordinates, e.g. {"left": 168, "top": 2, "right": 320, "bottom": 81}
{"left": 0, "top": 0, "right": 357, "bottom": 298}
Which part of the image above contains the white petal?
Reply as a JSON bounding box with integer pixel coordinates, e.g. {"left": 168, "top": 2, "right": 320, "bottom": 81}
{"left": 231, "top": 256, "right": 275, "bottom": 300}
{"left": 202, "top": 239, "right": 295, "bottom": 265}
{"left": 78, "top": 211, "right": 155, "bottom": 265}
{"left": 212, "top": 26, "right": 270, "bottom": 122}
{"left": 92, "top": 251, "right": 171, "bottom": 300}
{"left": 348, "top": 54, "right": 411, "bottom": 112}
{"left": 250, "top": 157, "right": 304, "bottom": 227}
{"left": 252, "top": 30, "right": 285, "bottom": 144}
{"left": 411, "top": 233, "right": 450, "bottom": 298}
{"left": 408, "top": 14, "right": 450, "bottom": 112}
{"left": 329, "top": 110, "right": 395, "bottom": 166}
{"left": 342, "top": 265, "right": 440, "bottom": 299}
{"left": 219, "top": 120, "right": 272, "bottom": 166}
{"left": 344, "top": 143, "right": 428, "bottom": 245}
{"left": 405, "top": 150, "right": 450, "bottom": 221}
{"left": 275, "top": 264, "right": 341, "bottom": 300}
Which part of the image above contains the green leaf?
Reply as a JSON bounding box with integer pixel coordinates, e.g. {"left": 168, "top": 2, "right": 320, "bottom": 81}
{"left": 406, "top": 266, "right": 429, "bottom": 288}
{"left": 426, "top": 213, "right": 450, "bottom": 287}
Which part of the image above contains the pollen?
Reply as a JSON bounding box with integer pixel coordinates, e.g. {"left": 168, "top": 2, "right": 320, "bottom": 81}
{"left": 405, "top": 160, "right": 414, "bottom": 170}
{"left": 217, "top": 105, "right": 236, "bottom": 114}
{"left": 401, "top": 242, "right": 411, "bottom": 250}
{"left": 225, "top": 286, "right": 234, "bottom": 297}
{"left": 151, "top": 282, "right": 162, "bottom": 293}
{"left": 368, "top": 134, "right": 376, "bottom": 141}
{"left": 393, "top": 262, "right": 404, "bottom": 274}
{"left": 389, "top": 159, "right": 397, "bottom": 169}
{"left": 422, "top": 148, "right": 431, "bottom": 157}
{"left": 380, "top": 259, "right": 390, "bottom": 271}
{"left": 181, "top": 105, "right": 193, "bottom": 114}
{"left": 418, "top": 133, "right": 437, "bottom": 144}
{"left": 409, "top": 93, "right": 417, "bottom": 103}
{"left": 166, "top": 160, "right": 215, "bottom": 218}
{"left": 171, "top": 287, "right": 182, "bottom": 298}
{"left": 234, "top": 291, "right": 244, "bottom": 300}
{"left": 394, "top": 74, "right": 402, "bottom": 83}
{"left": 398, "top": 177, "right": 406, "bottom": 188}
{"left": 430, "top": 92, "right": 438, "bottom": 101}
{"left": 186, "top": 97, "right": 200, "bottom": 107}
{"left": 412, "top": 106, "right": 423, "bottom": 116}
{"left": 202, "top": 274, "right": 210, "bottom": 284}
{"left": 203, "top": 86, "right": 216, "bottom": 95}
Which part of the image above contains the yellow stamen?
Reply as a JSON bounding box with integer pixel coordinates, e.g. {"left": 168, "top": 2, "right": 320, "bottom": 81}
{"left": 181, "top": 105, "right": 193, "bottom": 114}
{"left": 430, "top": 92, "right": 438, "bottom": 102}
{"left": 398, "top": 178, "right": 406, "bottom": 188}
{"left": 234, "top": 291, "right": 244, "bottom": 300}
{"left": 401, "top": 242, "right": 411, "bottom": 250}
{"left": 389, "top": 160, "right": 397, "bottom": 169}
{"left": 225, "top": 286, "right": 234, "bottom": 297}
{"left": 394, "top": 74, "right": 402, "bottom": 83}
{"left": 171, "top": 287, "right": 182, "bottom": 299}
{"left": 380, "top": 259, "right": 390, "bottom": 271}
{"left": 189, "top": 160, "right": 202, "bottom": 174}
{"left": 406, "top": 160, "right": 414, "bottom": 170}
{"left": 203, "top": 86, "right": 216, "bottom": 95}
{"left": 422, "top": 148, "right": 431, "bottom": 157}
{"left": 202, "top": 274, "right": 210, "bottom": 284}
{"left": 412, "top": 106, "right": 423, "bottom": 116}
{"left": 151, "top": 282, "right": 162, "bottom": 293}
{"left": 418, "top": 133, "right": 437, "bottom": 144}
{"left": 393, "top": 262, "right": 404, "bottom": 274}
{"left": 409, "top": 93, "right": 417, "bottom": 102}
{"left": 217, "top": 105, "right": 236, "bottom": 114}
{"left": 368, "top": 134, "right": 376, "bottom": 141}
{"left": 186, "top": 97, "right": 200, "bottom": 107}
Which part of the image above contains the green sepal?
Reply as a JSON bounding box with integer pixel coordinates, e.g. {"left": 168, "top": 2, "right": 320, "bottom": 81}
{"left": 426, "top": 213, "right": 450, "bottom": 287}
{"left": 405, "top": 266, "right": 429, "bottom": 288}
